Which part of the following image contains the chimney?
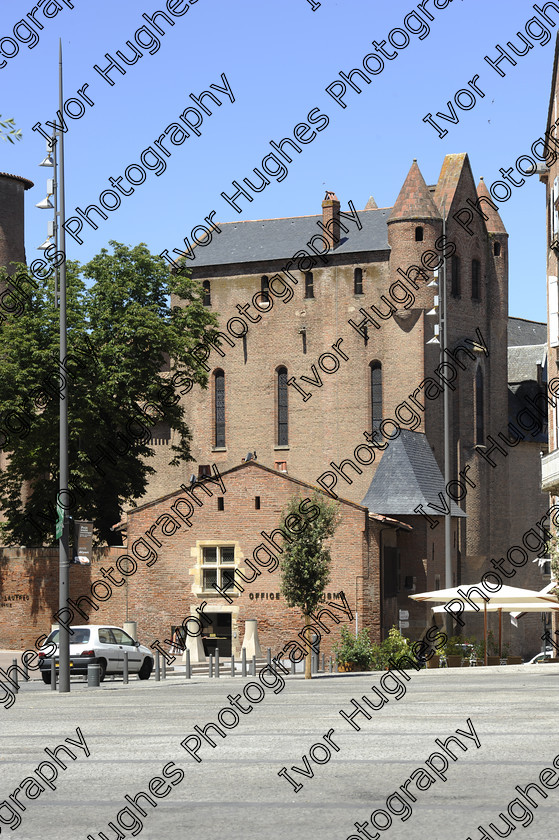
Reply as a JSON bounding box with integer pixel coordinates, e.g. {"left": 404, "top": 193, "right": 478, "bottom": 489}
{"left": 321, "top": 191, "right": 341, "bottom": 249}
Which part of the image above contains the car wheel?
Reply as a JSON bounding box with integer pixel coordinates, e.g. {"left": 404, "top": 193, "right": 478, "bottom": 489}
{"left": 97, "top": 659, "right": 107, "bottom": 682}
{"left": 41, "top": 671, "right": 51, "bottom": 685}
{"left": 138, "top": 658, "right": 153, "bottom": 680}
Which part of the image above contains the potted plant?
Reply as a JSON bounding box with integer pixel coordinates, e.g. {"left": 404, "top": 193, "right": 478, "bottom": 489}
{"left": 486, "top": 631, "right": 501, "bottom": 666}
{"left": 334, "top": 626, "right": 374, "bottom": 672}
{"left": 460, "top": 638, "right": 476, "bottom": 667}
{"left": 443, "top": 636, "right": 464, "bottom": 667}
{"left": 378, "top": 626, "right": 414, "bottom": 669}
{"left": 471, "top": 638, "right": 485, "bottom": 666}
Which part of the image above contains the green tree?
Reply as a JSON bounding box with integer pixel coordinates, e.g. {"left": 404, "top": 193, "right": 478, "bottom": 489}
{"left": 279, "top": 492, "right": 340, "bottom": 679}
{"left": 0, "top": 241, "right": 219, "bottom": 545}
{"left": 0, "top": 116, "right": 21, "bottom": 143}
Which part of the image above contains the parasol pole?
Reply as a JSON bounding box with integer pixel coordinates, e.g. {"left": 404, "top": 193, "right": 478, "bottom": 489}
{"left": 484, "top": 601, "right": 488, "bottom": 666}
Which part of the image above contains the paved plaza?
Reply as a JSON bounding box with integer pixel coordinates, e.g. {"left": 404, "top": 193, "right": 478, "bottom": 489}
{"left": 1, "top": 663, "right": 558, "bottom": 840}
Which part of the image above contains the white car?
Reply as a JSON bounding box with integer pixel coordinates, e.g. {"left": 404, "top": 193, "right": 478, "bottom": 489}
{"left": 38, "top": 624, "right": 154, "bottom": 683}
{"left": 525, "top": 648, "right": 555, "bottom": 665}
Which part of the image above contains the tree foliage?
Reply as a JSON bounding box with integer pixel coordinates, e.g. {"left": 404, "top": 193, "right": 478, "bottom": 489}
{"left": 0, "top": 242, "right": 219, "bottom": 546}
{"left": 0, "top": 116, "right": 21, "bottom": 143}
{"left": 279, "top": 492, "right": 340, "bottom": 678}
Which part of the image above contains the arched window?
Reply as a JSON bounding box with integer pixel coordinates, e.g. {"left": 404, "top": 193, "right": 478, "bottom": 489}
{"left": 214, "top": 370, "right": 225, "bottom": 447}
{"left": 260, "top": 275, "right": 270, "bottom": 304}
{"left": 354, "top": 267, "right": 363, "bottom": 295}
{"left": 475, "top": 367, "right": 484, "bottom": 445}
{"left": 277, "top": 366, "right": 288, "bottom": 446}
{"left": 202, "top": 280, "right": 211, "bottom": 307}
{"left": 494, "top": 241, "right": 501, "bottom": 257}
{"left": 304, "top": 272, "right": 314, "bottom": 299}
{"left": 471, "top": 259, "right": 481, "bottom": 300}
{"left": 451, "top": 255, "right": 461, "bottom": 297}
{"left": 370, "top": 361, "right": 382, "bottom": 431}
{"left": 415, "top": 226, "right": 424, "bottom": 242}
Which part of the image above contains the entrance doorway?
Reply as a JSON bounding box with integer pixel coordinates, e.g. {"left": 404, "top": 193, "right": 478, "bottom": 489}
{"left": 201, "top": 612, "right": 232, "bottom": 657}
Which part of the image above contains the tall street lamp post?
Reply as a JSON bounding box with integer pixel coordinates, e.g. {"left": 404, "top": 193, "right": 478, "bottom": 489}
{"left": 36, "top": 41, "right": 70, "bottom": 692}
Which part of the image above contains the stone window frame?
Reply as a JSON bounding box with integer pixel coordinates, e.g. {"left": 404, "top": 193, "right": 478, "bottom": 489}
{"left": 190, "top": 540, "right": 245, "bottom": 599}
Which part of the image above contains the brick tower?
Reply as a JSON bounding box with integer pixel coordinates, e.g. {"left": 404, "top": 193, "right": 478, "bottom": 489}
{"left": 0, "top": 172, "right": 34, "bottom": 272}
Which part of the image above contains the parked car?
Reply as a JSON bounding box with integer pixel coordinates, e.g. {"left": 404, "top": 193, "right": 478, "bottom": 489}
{"left": 525, "top": 648, "right": 555, "bottom": 665}
{"left": 38, "top": 625, "right": 154, "bottom": 683}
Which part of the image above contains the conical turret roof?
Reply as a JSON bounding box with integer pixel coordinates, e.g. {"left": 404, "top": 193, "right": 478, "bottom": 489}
{"left": 476, "top": 178, "right": 507, "bottom": 234}
{"left": 388, "top": 160, "right": 441, "bottom": 223}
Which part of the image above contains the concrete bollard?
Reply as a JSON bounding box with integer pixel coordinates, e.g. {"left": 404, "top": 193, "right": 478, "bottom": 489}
{"left": 215, "top": 649, "right": 220, "bottom": 678}
{"left": 123, "top": 652, "right": 128, "bottom": 684}
{"left": 267, "top": 648, "right": 272, "bottom": 666}
{"left": 322, "top": 653, "right": 325, "bottom": 672}
{"left": 185, "top": 649, "right": 191, "bottom": 679}
{"left": 231, "top": 655, "right": 235, "bottom": 677}
{"left": 242, "top": 619, "right": 262, "bottom": 660}
{"left": 162, "top": 655, "right": 166, "bottom": 680}
{"left": 209, "top": 654, "right": 213, "bottom": 678}
{"left": 155, "top": 651, "right": 160, "bottom": 681}
{"left": 87, "top": 664, "right": 101, "bottom": 687}
{"left": 50, "top": 659, "right": 57, "bottom": 690}
{"left": 252, "top": 655, "right": 256, "bottom": 676}
{"left": 291, "top": 658, "right": 296, "bottom": 675}
{"left": 241, "top": 648, "right": 247, "bottom": 677}
{"left": 11, "top": 659, "right": 18, "bottom": 689}
{"left": 329, "top": 656, "right": 333, "bottom": 673}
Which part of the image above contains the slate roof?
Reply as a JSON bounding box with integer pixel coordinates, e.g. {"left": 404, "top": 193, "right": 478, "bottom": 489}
{"left": 508, "top": 344, "right": 546, "bottom": 385}
{"left": 507, "top": 317, "right": 547, "bottom": 346}
{"left": 188, "top": 208, "right": 392, "bottom": 268}
{"left": 507, "top": 318, "right": 548, "bottom": 445}
{"left": 360, "top": 430, "right": 466, "bottom": 517}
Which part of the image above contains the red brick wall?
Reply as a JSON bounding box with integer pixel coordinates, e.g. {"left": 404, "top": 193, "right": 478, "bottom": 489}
{"left": 0, "top": 463, "right": 381, "bottom": 655}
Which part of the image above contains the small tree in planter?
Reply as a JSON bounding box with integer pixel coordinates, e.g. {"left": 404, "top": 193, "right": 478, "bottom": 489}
{"left": 279, "top": 492, "right": 340, "bottom": 679}
{"left": 379, "top": 627, "right": 413, "bottom": 668}
{"left": 333, "top": 626, "right": 375, "bottom": 671}
{"left": 443, "top": 636, "right": 464, "bottom": 667}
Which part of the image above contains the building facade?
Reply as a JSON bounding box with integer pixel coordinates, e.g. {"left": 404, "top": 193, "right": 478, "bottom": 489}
{"left": 0, "top": 156, "right": 551, "bottom": 658}
{"left": 133, "top": 152, "right": 549, "bottom": 654}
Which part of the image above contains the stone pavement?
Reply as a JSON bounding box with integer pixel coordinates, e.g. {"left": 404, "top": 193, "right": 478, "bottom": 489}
{"left": 1, "top": 664, "right": 558, "bottom": 840}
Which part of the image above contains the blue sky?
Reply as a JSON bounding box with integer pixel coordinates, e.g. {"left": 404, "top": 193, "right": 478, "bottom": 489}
{"left": 1, "top": 0, "right": 555, "bottom": 321}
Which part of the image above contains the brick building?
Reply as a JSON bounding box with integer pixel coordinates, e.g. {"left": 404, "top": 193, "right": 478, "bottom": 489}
{"left": 0, "top": 461, "right": 411, "bottom": 654}
{"left": 137, "top": 152, "right": 548, "bottom": 652}
{"left": 0, "top": 156, "right": 550, "bottom": 657}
